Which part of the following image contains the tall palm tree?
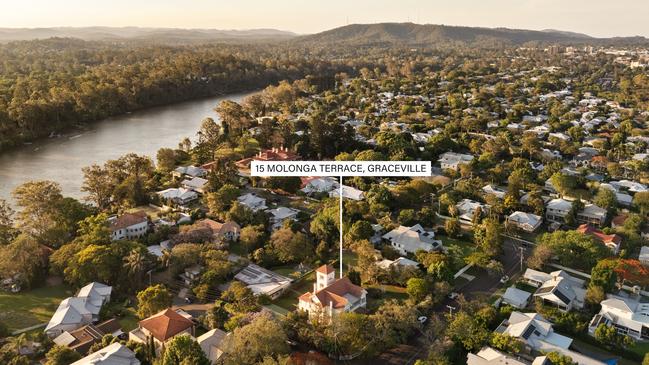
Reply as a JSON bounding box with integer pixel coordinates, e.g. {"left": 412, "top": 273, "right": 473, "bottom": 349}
{"left": 123, "top": 249, "right": 147, "bottom": 282}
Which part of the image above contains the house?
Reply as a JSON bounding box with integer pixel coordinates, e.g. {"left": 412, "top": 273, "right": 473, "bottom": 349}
{"left": 70, "top": 342, "right": 140, "bottom": 365}
{"left": 589, "top": 295, "right": 649, "bottom": 340}
{"left": 181, "top": 176, "right": 209, "bottom": 193}
{"left": 157, "top": 188, "right": 198, "bottom": 206}
{"left": 235, "top": 147, "right": 300, "bottom": 173}
{"left": 523, "top": 269, "right": 585, "bottom": 311}
{"left": 267, "top": 206, "right": 299, "bottom": 230}
{"left": 181, "top": 265, "right": 203, "bottom": 285}
{"left": 329, "top": 184, "right": 365, "bottom": 200}
{"left": 438, "top": 152, "right": 474, "bottom": 171}
{"left": 173, "top": 165, "right": 207, "bottom": 178}
{"left": 234, "top": 263, "right": 292, "bottom": 299}
{"left": 236, "top": 193, "right": 267, "bottom": 212}
{"left": 197, "top": 219, "right": 241, "bottom": 242}
{"left": 507, "top": 211, "right": 543, "bottom": 232}
{"left": 502, "top": 287, "right": 532, "bottom": 309}
{"left": 109, "top": 211, "right": 148, "bottom": 241}
{"left": 301, "top": 177, "right": 338, "bottom": 195}
{"left": 128, "top": 309, "right": 195, "bottom": 353}
{"left": 381, "top": 224, "right": 442, "bottom": 255}
{"left": 639, "top": 246, "right": 649, "bottom": 266}
{"left": 53, "top": 318, "right": 123, "bottom": 354}
{"left": 576, "top": 224, "right": 622, "bottom": 254}
{"left": 197, "top": 328, "right": 230, "bottom": 364}
{"left": 376, "top": 257, "right": 420, "bottom": 270}
{"left": 577, "top": 204, "right": 607, "bottom": 227}
{"left": 545, "top": 198, "right": 572, "bottom": 223}
{"left": 467, "top": 347, "right": 537, "bottom": 365}
{"left": 45, "top": 282, "right": 112, "bottom": 337}
{"left": 298, "top": 265, "right": 367, "bottom": 318}
{"left": 482, "top": 185, "right": 506, "bottom": 199}
{"left": 456, "top": 199, "right": 489, "bottom": 223}
{"left": 496, "top": 312, "right": 605, "bottom": 365}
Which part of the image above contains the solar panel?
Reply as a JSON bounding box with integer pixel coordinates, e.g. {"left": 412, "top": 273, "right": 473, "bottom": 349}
{"left": 553, "top": 289, "right": 571, "bottom": 305}
{"left": 522, "top": 325, "right": 536, "bottom": 340}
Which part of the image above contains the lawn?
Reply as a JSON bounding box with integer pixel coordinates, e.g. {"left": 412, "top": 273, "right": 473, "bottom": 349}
{"left": 117, "top": 307, "right": 140, "bottom": 332}
{"left": 272, "top": 272, "right": 315, "bottom": 312}
{"left": 0, "top": 284, "right": 73, "bottom": 331}
{"left": 571, "top": 338, "right": 640, "bottom": 365}
{"left": 630, "top": 341, "right": 649, "bottom": 359}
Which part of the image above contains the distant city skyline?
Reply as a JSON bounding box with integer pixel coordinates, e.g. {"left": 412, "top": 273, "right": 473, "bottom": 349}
{"left": 2, "top": 0, "right": 648, "bottom": 38}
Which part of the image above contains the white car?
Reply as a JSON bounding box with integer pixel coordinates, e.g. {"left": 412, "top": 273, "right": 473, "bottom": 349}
{"left": 417, "top": 316, "right": 428, "bottom": 324}
{"left": 500, "top": 275, "right": 510, "bottom": 284}
{"left": 447, "top": 292, "right": 459, "bottom": 300}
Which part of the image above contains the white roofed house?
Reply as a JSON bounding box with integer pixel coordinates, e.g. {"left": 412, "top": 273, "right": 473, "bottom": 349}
{"left": 438, "top": 152, "right": 474, "bottom": 171}
{"left": 482, "top": 185, "right": 507, "bottom": 200}
{"left": 502, "top": 287, "right": 532, "bottom": 309}
{"left": 236, "top": 193, "right": 267, "bottom": 212}
{"left": 507, "top": 211, "right": 543, "bottom": 232}
{"left": 300, "top": 177, "right": 338, "bottom": 195}
{"left": 328, "top": 184, "right": 365, "bottom": 201}
{"left": 108, "top": 211, "right": 149, "bottom": 241}
{"left": 456, "top": 199, "right": 489, "bottom": 223}
{"left": 523, "top": 269, "right": 586, "bottom": 312}
{"left": 157, "top": 187, "right": 198, "bottom": 206}
{"left": 267, "top": 206, "right": 299, "bottom": 231}
{"left": 467, "top": 347, "right": 536, "bottom": 365}
{"left": 589, "top": 295, "right": 649, "bottom": 340}
{"left": 382, "top": 224, "right": 442, "bottom": 255}
{"left": 45, "top": 282, "right": 112, "bottom": 338}
{"left": 234, "top": 263, "right": 292, "bottom": 299}
{"left": 495, "top": 312, "right": 605, "bottom": 365}
{"left": 181, "top": 176, "right": 209, "bottom": 194}
{"left": 173, "top": 165, "right": 207, "bottom": 179}
{"left": 197, "top": 328, "right": 230, "bottom": 364}
{"left": 70, "top": 342, "right": 140, "bottom": 365}
{"left": 577, "top": 204, "right": 607, "bottom": 227}
{"left": 545, "top": 198, "right": 572, "bottom": 224}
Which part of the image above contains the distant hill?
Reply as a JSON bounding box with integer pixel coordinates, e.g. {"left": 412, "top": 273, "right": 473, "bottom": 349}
{"left": 294, "top": 23, "right": 646, "bottom": 46}
{"left": 0, "top": 27, "right": 298, "bottom": 43}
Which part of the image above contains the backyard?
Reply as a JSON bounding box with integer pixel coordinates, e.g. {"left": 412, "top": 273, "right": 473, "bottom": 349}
{"left": 0, "top": 284, "right": 73, "bottom": 332}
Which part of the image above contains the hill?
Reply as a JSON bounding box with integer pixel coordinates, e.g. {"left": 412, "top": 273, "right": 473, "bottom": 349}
{"left": 0, "top": 27, "right": 298, "bottom": 43}
{"left": 295, "top": 23, "right": 646, "bottom": 46}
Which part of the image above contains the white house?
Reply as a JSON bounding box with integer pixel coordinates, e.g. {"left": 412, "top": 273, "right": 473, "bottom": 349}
{"left": 298, "top": 265, "right": 366, "bottom": 318}
{"left": 482, "top": 185, "right": 506, "bottom": 199}
{"left": 589, "top": 295, "right": 649, "bottom": 340}
{"left": 438, "top": 152, "right": 474, "bottom": 171}
{"left": 456, "top": 199, "right": 489, "bottom": 223}
{"left": 234, "top": 263, "right": 292, "bottom": 299}
{"left": 109, "top": 211, "right": 149, "bottom": 241}
{"left": 496, "top": 312, "right": 605, "bottom": 365}
{"left": 173, "top": 165, "right": 207, "bottom": 178}
{"left": 71, "top": 343, "right": 140, "bottom": 365}
{"left": 267, "top": 206, "right": 299, "bottom": 230}
{"left": 639, "top": 246, "right": 649, "bottom": 266}
{"left": 157, "top": 188, "right": 198, "bottom": 205}
{"left": 181, "top": 177, "right": 209, "bottom": 193}
{"left": 301, "top": 177, "right": 337, "bottom": 195}
{"left": 197, "top": 328, "right": 229, "bottom": 364}
{"left": 577, "top": 204, "right": 608, "bottom": 227}
{"left": 545, "top": 198, "right": 572, "bottom": 223}
{"left": 523, "top": 269, "right": 586, "bottom": 311}
{"left": 507, "top": 211, "right": 543, "bottom": 232}
{"left": 45, "top": 282, "right": 112, "bottom": 338}
{"left": 329, "top": 184, "right": 365, "bottom": 200}
{"left": 236, "top": 193, "right": 267, "bottom": 212}
{"left": 467, "top": 347, "right": 534, "bottom": 365}
{"left": 376, "top": 257, "right": 420, "bottom": 270}
{"left": 502, "top": 287, "right": 532, "bottom": 309}
{"left": 382, "top": 224, "right": 442, "bottom": 255}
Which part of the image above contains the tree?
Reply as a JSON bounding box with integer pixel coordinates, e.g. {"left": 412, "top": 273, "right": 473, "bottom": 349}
{"left": 590, "top": 260, "right": 618, "bottom": 292}
{"left": 490, "top": 333, "right": 523, "bottom": 354}
{"left": 44, "top": 345, "right": 82, "bottom": 365}
{"left": 161, "top": 334, "right": 210, "bottom": 365}
{"left": 81, "top": 164, "right": 113, "bottom": 210}
{"left": 221, "top": 281, "right": 259, "bottom": 314}
{"left": 473, "top": 218, "right": 502, "bottom": 258}
{"left": 634, "top": 191, "right": 649, "bottom": 215}
{"left": 123, "top": 249, "right": 150, "bottom": 286}
{"left": 0, "top": 234, "right": 47, "bottom": 288}
{"left": 594, "top": 323, "right": 634, "bottom": 350}
{"left": 444, "top": 218, "right": 461, "bottom": 238}
{"left": 643, "top": 352, "right": 649, "bottom": 365}
{"left": 594, "top": 188, "right": 617, "bottom": 212}
{"left": 0, "top": 199, "right": 16, "bottom": 245}
{"left": 371, "top": 299, "right": 418, "bottom": 349}
{"left": 203, "top": 300, "right": 229, "bottom": 329}
{"left": 136, "top": 284, "right": 172, "bottom": 318}
{"left": 533, "top": 231, "right": 607, "bottom": 270}
{"left": 239, "top": 225, "right": 265, "bottom": 253}
{"left": 12, "top": 180, "right": 66, "bottom": 245}
{"left": 156, "top": 148, "right": 177, "bottom": 172}
{"left": 447, "top": 311, "right": 490, "bottom": 351}
{"left": 207, "top": 184, "right": 240, "bottom": 216}
{"left": 406, "top": 278, "right": 429, "bottom": 302}
{"left": 545, "top": 352, "right": 576, "bottom": 365}
{"left": 550, "top": 172, "right": 576, "bottom": 197}
{"left": 270, "top": 227, "right": 313, "bottom": 263}
{"left": 223, "top": 313, "right": 289, "bottom": 365}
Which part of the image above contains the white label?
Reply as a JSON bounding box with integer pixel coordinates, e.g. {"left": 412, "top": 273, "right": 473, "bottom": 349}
{"left": 250, "top": 161, "right": 431, "bottom": 177}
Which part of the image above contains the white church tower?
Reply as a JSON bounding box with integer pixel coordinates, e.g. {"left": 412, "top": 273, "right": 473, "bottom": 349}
{"left": 315, "top": 265, "right": 336, "bottom": 291}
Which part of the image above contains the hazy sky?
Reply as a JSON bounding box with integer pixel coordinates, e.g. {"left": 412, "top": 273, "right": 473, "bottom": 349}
{"left": 2, "top": 0, "right": 648, "bottom": 38}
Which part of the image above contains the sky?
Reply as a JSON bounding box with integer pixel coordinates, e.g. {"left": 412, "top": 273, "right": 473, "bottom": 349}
{"left": 1, "top": 0, "right": 648, "bottom": 38}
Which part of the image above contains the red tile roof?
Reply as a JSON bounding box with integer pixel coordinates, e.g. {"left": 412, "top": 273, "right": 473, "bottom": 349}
{"left": 577, "top": 224, "right": 622, "bottom": 245}
{"left": 139, "top": 309, "right": 193, "bottom": 342}
{"left": 316, "top": 265, "right": 334, "bottom": 274}
{"left": 111, "top": 211, "right": 147, "bottom": 231}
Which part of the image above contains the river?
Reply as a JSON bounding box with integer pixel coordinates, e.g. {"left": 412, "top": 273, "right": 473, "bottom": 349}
{"left": 0, "top": 92, "right": 253, "bottom": 202}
